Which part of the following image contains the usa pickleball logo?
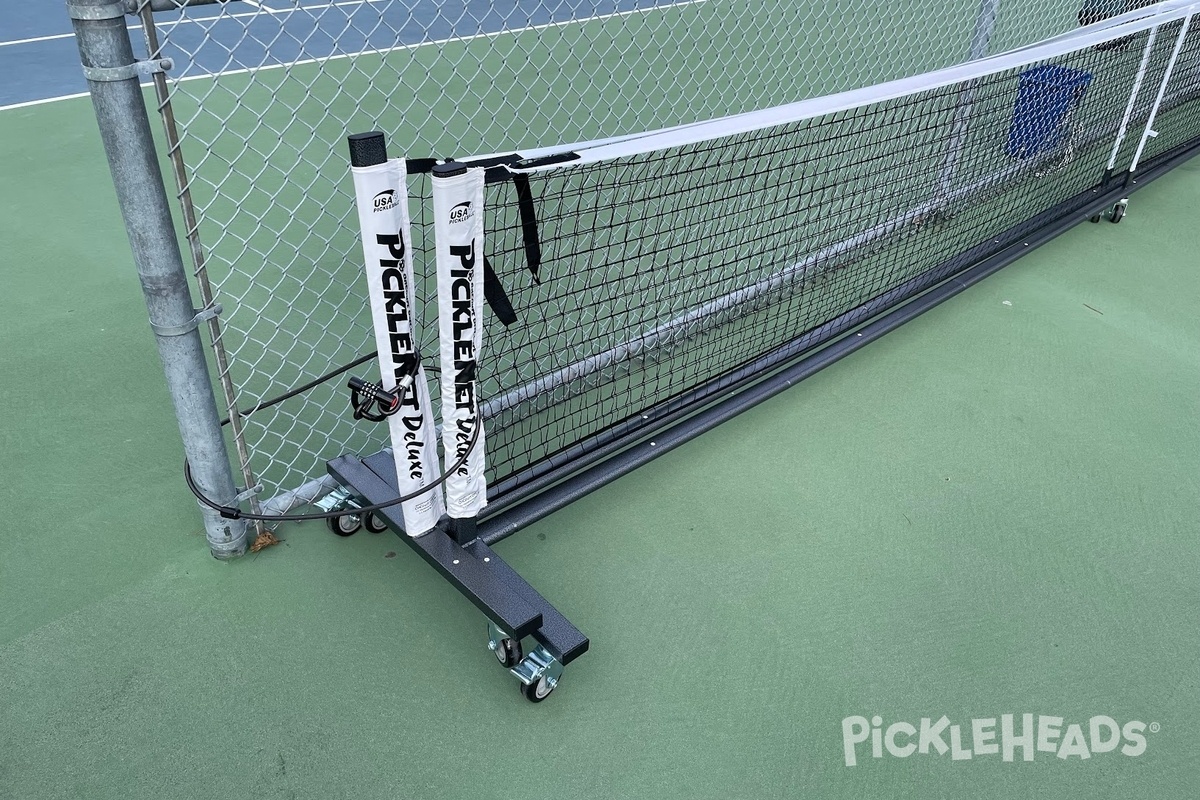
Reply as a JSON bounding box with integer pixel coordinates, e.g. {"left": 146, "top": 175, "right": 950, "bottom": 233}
{"left": 449, "top": 201, "right": 473, "bottom": 224}
{"left": 372, "top": 189, "right": 397, "bottom": 212}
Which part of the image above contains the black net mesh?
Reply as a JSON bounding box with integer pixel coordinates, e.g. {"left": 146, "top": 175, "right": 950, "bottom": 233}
{"left": 427, "top": 22, "right": 1198, "bottom": 508}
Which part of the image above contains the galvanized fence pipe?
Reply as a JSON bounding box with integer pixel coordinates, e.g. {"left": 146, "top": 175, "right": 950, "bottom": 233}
{"left": 69, "top": 0, "right": 248, "bottom": 558}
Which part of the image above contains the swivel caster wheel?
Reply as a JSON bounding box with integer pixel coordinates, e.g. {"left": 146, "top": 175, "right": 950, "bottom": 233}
{"left": 1093, "top": 200, "right": 1128, "bottom": 224}
{"left": 494, "top": 637, "right": 523, "bottom": 668}
{"left": 363, "top": 511, "right": 389, "bottom": 534}
{"left": 327, "top": 513, "right": 362, "bottom": 537}
{"left": 521, "top": 675, "right": 557, "bottom": 703}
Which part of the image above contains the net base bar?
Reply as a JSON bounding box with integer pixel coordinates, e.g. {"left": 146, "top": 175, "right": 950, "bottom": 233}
{"left": 472, "top": 136, "right": 1200, "bottom": 545}
{"left": 326, "top": 453, "right": 589, "bottom": 666}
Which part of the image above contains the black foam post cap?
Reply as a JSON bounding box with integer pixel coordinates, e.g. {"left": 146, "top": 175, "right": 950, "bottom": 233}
{"left": 432, "top": 161, "right": 468, "bottom": 178}
{"left": 347, "top": 132, "right": 387, "bottom": 168}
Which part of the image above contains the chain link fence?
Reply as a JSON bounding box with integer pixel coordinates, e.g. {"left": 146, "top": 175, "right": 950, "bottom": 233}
{"left": 126, "top": 0, "right": 1166, "bottom": 518}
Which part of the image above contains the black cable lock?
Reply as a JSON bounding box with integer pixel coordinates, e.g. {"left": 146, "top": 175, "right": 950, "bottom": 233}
{"left": 347, "top": 375, "right": 408, "bottom": 422}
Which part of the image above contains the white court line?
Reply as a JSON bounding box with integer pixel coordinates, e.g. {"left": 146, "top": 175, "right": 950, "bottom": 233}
{"left": 0, "top": 0, "right": 693, "bottom": 47}
{"left": 237, "top": 0, "right": 288, "bottom": 14}
{"left": 169, "top": 0, "right": 712, "bottom": 83}
{"left": 0, "top": 32, "right": 76, "bottom": 48}
{"left": 0, "top": 0, "right": 434, "bottom": 47}
{"left": 153, "top": 0, "right": 398, "bottom": 26}
{"left": 0, "top": 0, "right": 709, "bottom": 112}
{"left": 0, "top": 1, "right": 294, "bottom": 47}
{"left": 0, "top": 91, "right": 92, "bottom": 111}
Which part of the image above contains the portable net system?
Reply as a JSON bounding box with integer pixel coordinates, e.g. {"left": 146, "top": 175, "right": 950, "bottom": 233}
{"left": 130, "top": 0, "right": 1182, "bottom": 523}
{"left": 383, "top": 2, "right": 1200, "bottom": 531}
{"left": 319, "top": 3, "right": 1200, "bottom": 696}
{"left": 69, "top": 0, "right": 1200, "bottom": 697}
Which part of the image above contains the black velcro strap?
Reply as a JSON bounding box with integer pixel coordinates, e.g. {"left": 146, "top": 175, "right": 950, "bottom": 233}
{"left": 405, "top": 158, "right": 437, "bottom": 174}
{"left": 482, "top": 256, "right": 518, "bottom": 327}
{"left": 483, "top": 166, "right": 512, "bottom": 185}
{"left": 512, "top": 174, "right": 542, "bottom": 284}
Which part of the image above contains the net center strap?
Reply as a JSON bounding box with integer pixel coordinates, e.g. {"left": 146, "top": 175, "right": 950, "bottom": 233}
{"left": 409, "top": 155, "right": 549, "bottom": 326}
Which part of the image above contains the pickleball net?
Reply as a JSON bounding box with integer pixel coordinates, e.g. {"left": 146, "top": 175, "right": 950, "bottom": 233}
{"left": 427, "top": 5, "right": 1200, "bottom": 515}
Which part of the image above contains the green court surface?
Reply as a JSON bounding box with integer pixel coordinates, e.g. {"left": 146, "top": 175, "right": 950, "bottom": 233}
{"left": 2, "top": 92, "right": 1199, "bottom": 800}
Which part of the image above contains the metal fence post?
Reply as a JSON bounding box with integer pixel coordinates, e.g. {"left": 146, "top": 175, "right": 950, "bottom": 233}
{"left": 69, "top": 0, "right": 249, "bottom": 558}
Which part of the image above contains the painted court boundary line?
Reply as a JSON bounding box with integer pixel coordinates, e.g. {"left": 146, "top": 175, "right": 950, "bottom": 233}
{"left": 0, "top": 0, "right": 398, "bottom": 48}
{"left": 0, "top": 32, "right": 78, "bottom": 48}
{"left": 0, "top": 0, "right": 711, "bottom": 113}
{"left": 0, "top": 0, "right": 704, "bottom": 47}
{"left": 0, "top": 92, "right": 93, "bottom": 111}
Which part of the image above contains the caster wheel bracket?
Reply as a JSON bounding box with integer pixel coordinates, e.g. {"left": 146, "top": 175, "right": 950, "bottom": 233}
{"left": 487, "top": 622, "right": 564, "bottom": 702}
{"left": 1091, "top": 198, "right": 1129, "bottom": 224}
{"left": 510, "top": 644, "right": 563, "bottom": 696}
{"left": 1110, "top": 198, "right": 1128, "bottom": 223}
{"left": 314, "top": 485, "right": 355, "bottom": 513}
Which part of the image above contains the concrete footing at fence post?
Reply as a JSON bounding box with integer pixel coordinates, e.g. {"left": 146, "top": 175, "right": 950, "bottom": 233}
{"left": 69, "top": 0, "right": 249, "bottom": 559}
